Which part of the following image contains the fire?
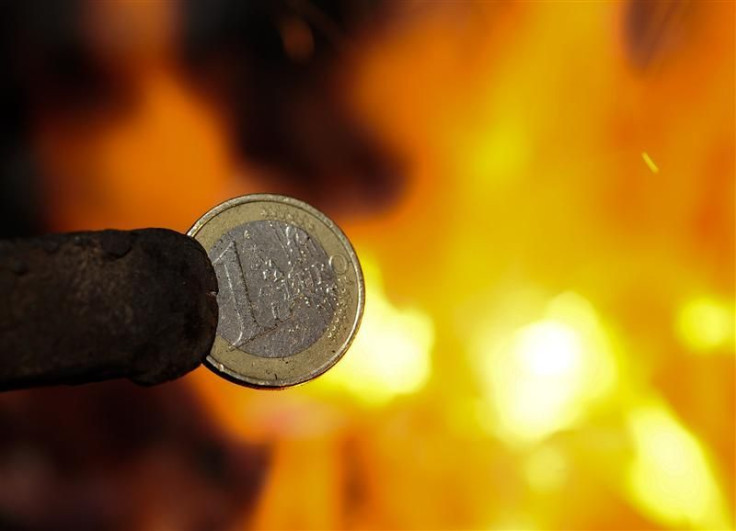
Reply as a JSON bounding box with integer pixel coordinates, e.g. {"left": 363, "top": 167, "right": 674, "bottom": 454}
{"left": 626, "top": 402, "right": 730, "bottom": 529}
{"left": 316, "top": 255, "right": 435, "bottom": 406}
{"left": 472, "top": 292, "right": 617, "bottom": 446}
{"left": 30, "top": 0, "right": 735, "bottom": 529}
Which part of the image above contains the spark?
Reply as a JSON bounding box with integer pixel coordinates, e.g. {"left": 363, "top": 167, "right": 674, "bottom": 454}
{"left": 641, "top": 151, "right": 659, "bottom": 174}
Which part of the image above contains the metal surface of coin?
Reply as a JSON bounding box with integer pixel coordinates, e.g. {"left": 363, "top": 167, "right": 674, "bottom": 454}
{"left": 188, "top": 194, "right": 364, "bottom": 388}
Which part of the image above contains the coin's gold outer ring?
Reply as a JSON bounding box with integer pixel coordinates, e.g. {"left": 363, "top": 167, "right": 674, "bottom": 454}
{"left": 187, "top": 194, "right": 364, "bottom": 388}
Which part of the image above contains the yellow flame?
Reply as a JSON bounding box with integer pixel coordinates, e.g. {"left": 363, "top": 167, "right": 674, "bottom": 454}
{"left": 464, "top": 117, "right": 529, "bottom": 189}
{"left": 524, "top": 445, "right": 569, "bottom": 493}
{"left": 316, "top": 255, "right": 434, "bottom": 405}
{"left": 475, "top": 292, "right": 617, "bottom": 445}
{"left": 676, "top": 297, "right": 734, "bottom": 353}
{"left": 489, "top": 515, "right": 538, "bottom": 531}
{"left": 626, "top": 403, "right": 732, "bottom": 529}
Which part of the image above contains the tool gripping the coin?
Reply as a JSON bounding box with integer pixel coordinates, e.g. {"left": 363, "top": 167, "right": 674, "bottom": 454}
{"left": 0, "top": 229, "right": 219, "bottom": 391}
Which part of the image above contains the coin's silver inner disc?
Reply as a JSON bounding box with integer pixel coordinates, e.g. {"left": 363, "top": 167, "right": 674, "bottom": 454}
{"left": 208, "top": 220, "right": 338, "bottom": 358}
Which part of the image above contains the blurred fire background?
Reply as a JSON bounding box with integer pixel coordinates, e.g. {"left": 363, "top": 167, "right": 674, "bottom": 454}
{"left": 0, "top": 1, "right": 734, "bottom": 530}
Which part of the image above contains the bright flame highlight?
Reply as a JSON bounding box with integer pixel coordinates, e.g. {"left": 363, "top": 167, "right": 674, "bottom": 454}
{"left": 517, "top": 322, "right": 582, "bottom": 377}
{"left": 676, "top": 297, "right": 734, "bottom": 352}
{"left": 626, "top": 403, "right": 731, "bottom": 529}
{"left": 475, "top": 292, "right": 617, "bottom": 445}
{"left": 318, "top": 256, "right": 434, "bottom": 405}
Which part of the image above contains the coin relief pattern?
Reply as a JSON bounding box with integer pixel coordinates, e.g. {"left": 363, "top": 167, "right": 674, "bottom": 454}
{"left": 209, "top": 220, "right": 338, "bottom": 358}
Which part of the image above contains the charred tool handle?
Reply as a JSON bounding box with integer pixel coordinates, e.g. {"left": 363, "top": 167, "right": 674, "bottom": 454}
{"left": 0, "top": 229, "right": 218, "bottom": 391}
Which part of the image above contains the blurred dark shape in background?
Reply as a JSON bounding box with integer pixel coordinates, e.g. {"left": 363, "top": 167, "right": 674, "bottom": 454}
{"left": 0, "top": 0, "right": 400, "bottom": 240}
{"left": 624, "top": 0, "right": 691, "bottom": 72}
{"left": 0, "top": 382, "right": 269, "bottom": 531}
{"left": 0, "top": 1, "right": 80, "bottom": 238}
{"left": 181, "top": 0, "right": 402, "bottom": 212}
{"left": 0, "top": 0, "right": 129, "bottom": 238}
